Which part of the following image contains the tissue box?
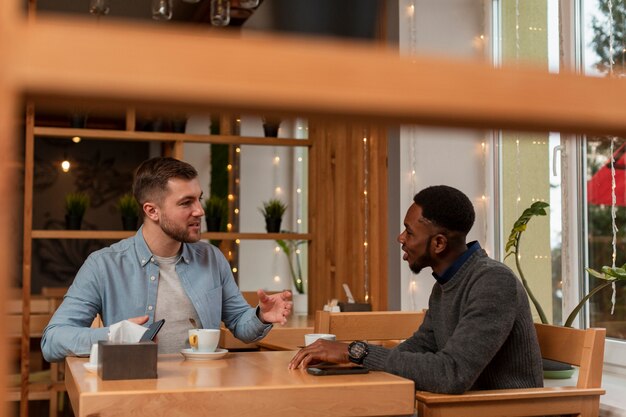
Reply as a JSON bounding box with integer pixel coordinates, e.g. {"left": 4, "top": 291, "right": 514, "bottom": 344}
{"left": 338, "top": 302, "right": 372, "bottom": 312}
{"left": 97, "top": 341, "right": 158, "bottom": 380}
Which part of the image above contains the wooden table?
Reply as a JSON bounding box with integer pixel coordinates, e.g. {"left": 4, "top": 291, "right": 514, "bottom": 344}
{"left": 65, "top": 351, "right": 415, "bottom": 417}
{"left": 219, "top": 314, "right": 314, "bottom": 350}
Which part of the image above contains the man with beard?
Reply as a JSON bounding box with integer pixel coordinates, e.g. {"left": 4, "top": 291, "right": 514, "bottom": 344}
{"left": 42, "top": 157, "right": 292, "bottom": 361}
{"left": 289, "top": 185, "right": 543, "bottom": 394}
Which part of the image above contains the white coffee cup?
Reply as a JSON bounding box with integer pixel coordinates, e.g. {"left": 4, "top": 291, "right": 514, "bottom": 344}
{"left": 89, "top": 343, "right": 99, "bottom": 366}
{"left": 188, "top": 329, "right": 220, "bottom": 352}
{"left": 304, "top": 333, "right": 336, "bottom": 346}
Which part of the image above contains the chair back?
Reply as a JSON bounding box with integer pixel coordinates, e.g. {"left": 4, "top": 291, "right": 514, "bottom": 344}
{"left": 535, "top": 323, "right": 605, "bottom": 388}
{"left": 314, "top": 310, "right": 425, "bottom": 342}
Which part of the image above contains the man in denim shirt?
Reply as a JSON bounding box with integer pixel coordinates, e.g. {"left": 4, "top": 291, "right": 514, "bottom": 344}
{"left": 42, "top": 157, "right": 292, "bottom": 362}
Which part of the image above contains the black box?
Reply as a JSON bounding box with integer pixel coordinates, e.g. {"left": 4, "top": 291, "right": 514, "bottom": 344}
{"left": 338, "top": 302, "right": 372, "bottom": 312}
{"left": 97, "top": 341, "right": 158, "bottom": 380}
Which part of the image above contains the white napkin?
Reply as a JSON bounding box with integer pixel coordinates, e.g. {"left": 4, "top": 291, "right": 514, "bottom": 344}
{"left": 108, "top": 320, "right": 148, "bottom": 343}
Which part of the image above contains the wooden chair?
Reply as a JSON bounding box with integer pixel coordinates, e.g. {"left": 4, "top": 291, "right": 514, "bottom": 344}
{"left": 314, "top": 310, "right": 426, "bottom": 344}
{"left": 415, "top": 323, "right": 606, "bottom": 417}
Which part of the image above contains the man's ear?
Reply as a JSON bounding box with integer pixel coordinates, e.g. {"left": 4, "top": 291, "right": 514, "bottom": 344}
{"left": 143, "top": 202, "right": 159, "bottom": 221}
{"left": 431, "top": 234, "right": 448, "bottom": 255}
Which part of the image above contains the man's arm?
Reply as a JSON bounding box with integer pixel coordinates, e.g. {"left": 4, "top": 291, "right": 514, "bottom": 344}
{"left": 41, "top": 257, "right": 109, "bottom": 362}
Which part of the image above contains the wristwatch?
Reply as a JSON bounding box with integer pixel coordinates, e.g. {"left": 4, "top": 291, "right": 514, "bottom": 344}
{"left": 348, "top": 341, "right": 369, "bottom": 364}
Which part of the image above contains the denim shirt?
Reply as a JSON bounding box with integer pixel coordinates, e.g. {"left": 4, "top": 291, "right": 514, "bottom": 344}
{"left": 41, "top": 227, "right": 272, "bottom": 362}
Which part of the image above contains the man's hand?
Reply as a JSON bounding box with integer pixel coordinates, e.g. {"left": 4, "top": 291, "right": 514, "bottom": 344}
{"left": 128, "top": 315, "right": 149, "bottom": 325}
{"left": 288, "top": 339, "right": 350, "bottom": 370}
{"left": 258, "top": 289, "right": 293, "bottom": 325}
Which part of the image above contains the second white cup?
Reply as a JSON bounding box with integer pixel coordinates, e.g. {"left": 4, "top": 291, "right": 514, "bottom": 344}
{"left": 304, "top": 333, "right": 336, "bottom": 346}
{"left": 188, "top": 329, "right": 220, "bottom": 352}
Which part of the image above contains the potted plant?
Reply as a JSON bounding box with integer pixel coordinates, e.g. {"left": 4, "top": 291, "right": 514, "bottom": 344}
{"left": 506, "top": 201, "right": 626, "bottom": 377}
{"left": 116, "top": 193, "right": 140, "bottom": 231}
{"left": 259, "top": 199, "right": 287, "bottom": 233}
{"left": 65, "top": 192, "right": 90, "bottom": 230}
{"left": 262, "top": 116, "right": 282, "bottom": 137}
{"left": 276, "top": 237, "right": 306, "bottom": 295}
{"left": 204, "top": 195, "right": 227, "bottom": 232}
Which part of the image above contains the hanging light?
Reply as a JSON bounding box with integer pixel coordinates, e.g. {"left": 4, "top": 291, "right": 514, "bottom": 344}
{"left": 89, "top": 0, "right": 110, "bottom": 16}
{"left": 61, "top": 160, "right": 71, "bottom": 173}
{"left": 210, "top": 0, "right": 230, "bottom": 26}
{"left": 152, "top": 0, "right": 173, "bottom": 20}
{"left": 239, "top": 0, "right": 259, "bottom": 8}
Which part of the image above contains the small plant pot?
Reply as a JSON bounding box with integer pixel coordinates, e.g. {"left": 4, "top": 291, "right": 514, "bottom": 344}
{"left": 263, "top": 121, "right": 281, "bottom": 137}
{"left": 65, "top": 214, "right": 83, "bottom": 230}
{"left": 265, "top": 217, "right": 282, "bottom": 233}
{"left": 171, "top": 118, "right": 187, "bottom": 133}
{"left": 206, "top": 216, "right": 222, "bottom": 232}
{"left": 121, "top": 216, "right": 138, "bottom": 231}
{"left": 70, "top": 113, "right": 88, "bottom": 129}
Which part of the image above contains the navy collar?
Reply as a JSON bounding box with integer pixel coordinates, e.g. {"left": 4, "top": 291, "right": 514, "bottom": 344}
{"left": 432, "top": 241, "right": 481, "bottom": 285}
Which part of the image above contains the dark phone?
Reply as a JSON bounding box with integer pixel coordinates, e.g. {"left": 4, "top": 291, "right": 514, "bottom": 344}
{"left": 139, "top": 319, "right": 165, "bottom": 342}
{"left": 306, "top": 365, "right": 369, "bottom": 376}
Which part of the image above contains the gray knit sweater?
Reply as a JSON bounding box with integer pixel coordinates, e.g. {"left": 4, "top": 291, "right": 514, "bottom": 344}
{"left": 364, "top": 249, "right": 543, "bottom": 394}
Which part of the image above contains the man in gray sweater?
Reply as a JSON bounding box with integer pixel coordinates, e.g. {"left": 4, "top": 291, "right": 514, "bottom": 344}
{"left": 289, "top": 185, "right": 543, "bottom": 393}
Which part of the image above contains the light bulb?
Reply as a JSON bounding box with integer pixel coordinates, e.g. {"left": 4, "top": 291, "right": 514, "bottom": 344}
{"left": 89, "top": 0, "right": 110, "bottom": 16}
{"left": 152, "top": 0, "right": 172, "bottom": 20}
{"left": 210, "top": 0, "right": 230, "bottom": 26}
{"left": 61, "top": 160, "right": 71, "bottom": 172}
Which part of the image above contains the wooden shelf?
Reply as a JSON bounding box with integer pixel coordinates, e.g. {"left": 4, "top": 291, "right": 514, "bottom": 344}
{"left": 33, "top": 127, "right": 312, "bottom": 147}
{"left": 31, "top": 230, "right": 311, "bottom": 241}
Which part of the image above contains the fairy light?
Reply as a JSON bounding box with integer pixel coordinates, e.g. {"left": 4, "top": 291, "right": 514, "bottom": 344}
{"left": 71, "top": 136, "right": 81, "bottom": 143}
{"left": 275, "top": 246, "right": 280, "bottom": 253}
{"left": 274, "top": 275, "right": 281, "bottom": 283}
{"left": 232, "top": 267, "right": 238, "bottom": 273}
{"left": 234, "top": 208, "right": 239, "bottom": 214}
{"left": 61, "top": 160, "right": 71, "bottom": 172}
{"left": 235, "top": 239, "right": 240, "bottom": 244}
{"left": 610, "top": 137, "right": 618, "bottom": 312}
{"left": 363, "top": 128, "right": 370, "bottom": 303}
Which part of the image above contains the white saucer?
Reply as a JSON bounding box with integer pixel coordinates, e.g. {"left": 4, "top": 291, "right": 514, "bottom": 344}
{"left": 181, "top": 348, "right": 228, "bottom": 361}
{"left": 83, "top": 363, "right": 98, "bottom": 373}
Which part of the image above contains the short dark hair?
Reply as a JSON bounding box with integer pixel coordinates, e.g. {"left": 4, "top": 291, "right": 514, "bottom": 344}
{"left": 133, "top": 157, "right": 198, "bottom": 208}
{"left": 413, "top": 185, "right": 475, "bottom": 235}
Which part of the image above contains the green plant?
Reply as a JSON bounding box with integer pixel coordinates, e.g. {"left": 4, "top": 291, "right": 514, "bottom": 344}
{"left": 506, "top": 201, "right": 626, "bottom": 327}
{"left": 504, "top": 201, "right": 550, "bottom": 324}
{"left": 259, "top": 199, "right": 287, "bottom": 219}
{"left": 65, "top": 192, "right": 90, "bottom": 217}
{"left": 204, "top": 195, "right": 227, "bottom": 219}
{"left": 116, "top": 193, "right": 140, "bottom": 218}
{"left": 276, "top": 236, "right": 306, "bottom": 294}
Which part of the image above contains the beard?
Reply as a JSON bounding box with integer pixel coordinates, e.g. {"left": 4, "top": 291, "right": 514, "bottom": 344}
{"left": 160, "top": 213, "right": 201, "bottom": 243}
{"left": 407, "top": 235, "right": 435, "bottom": 274}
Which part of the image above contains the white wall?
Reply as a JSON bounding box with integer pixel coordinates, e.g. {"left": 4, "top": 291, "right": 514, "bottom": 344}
{"left": 394, "top": 0, "right": 492, "bottom": 311}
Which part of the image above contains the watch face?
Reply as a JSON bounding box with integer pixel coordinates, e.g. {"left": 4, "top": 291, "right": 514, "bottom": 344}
{"left": 349, "top": 341, "right": 368, "bottom": 360}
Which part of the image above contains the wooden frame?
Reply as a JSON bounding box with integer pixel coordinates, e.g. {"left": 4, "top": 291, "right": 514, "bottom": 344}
{"left": 1, "top": 4, "right": 624, "bottom": 417}
{"left": 415, "top": 324, "right": 607, "bottom": 417}
{"left": 314, "top": 310, "right": 425, "bottom": 341}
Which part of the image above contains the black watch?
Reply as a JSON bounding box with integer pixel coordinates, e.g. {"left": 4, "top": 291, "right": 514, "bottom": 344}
{"left": 348, "top": 341, "right": 369, "bottom": 365}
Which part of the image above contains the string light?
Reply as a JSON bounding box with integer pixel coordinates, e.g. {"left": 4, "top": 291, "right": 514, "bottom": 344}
{"left": 610, "top": 136, "right": 618, "bottom": 312}
{"left": 71, "top": 136, "right": 81, "bottom": 143}
{"left": 363, "top": 128, "right": 370, "bottom": 303}
{"left": 61, "top": 160, "right": 71, "bottom": 172}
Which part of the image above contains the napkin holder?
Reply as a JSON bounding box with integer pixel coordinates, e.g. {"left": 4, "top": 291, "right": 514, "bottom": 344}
{"left": 338, "top": 302, "right": 372, "bottom": 312}
{"left": 97, "top": 341, "right": 157, "bottom": 380}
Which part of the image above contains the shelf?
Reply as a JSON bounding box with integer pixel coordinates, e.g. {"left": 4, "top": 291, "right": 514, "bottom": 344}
{"left": 34, "top": 127, "right": 312, "bottom": 147}
{"left": 31, "top": 230, "right": 311, "bottom": 241}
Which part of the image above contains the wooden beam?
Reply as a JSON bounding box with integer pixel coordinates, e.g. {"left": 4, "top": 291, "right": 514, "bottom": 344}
{"left": 7, "top": 15, "right": 626, "bottom": 137}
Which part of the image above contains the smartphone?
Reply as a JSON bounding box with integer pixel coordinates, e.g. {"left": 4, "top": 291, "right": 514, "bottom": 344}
{"left": 139, "top": 319, "right": 165, "bottom": 342}
{"left": 306, "top": 365, "right": 369, "bottom": 376}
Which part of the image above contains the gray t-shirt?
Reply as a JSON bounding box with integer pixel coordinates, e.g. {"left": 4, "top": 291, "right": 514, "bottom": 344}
{"left": 153, "top": 254, "right": 201, "bottom": 354}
